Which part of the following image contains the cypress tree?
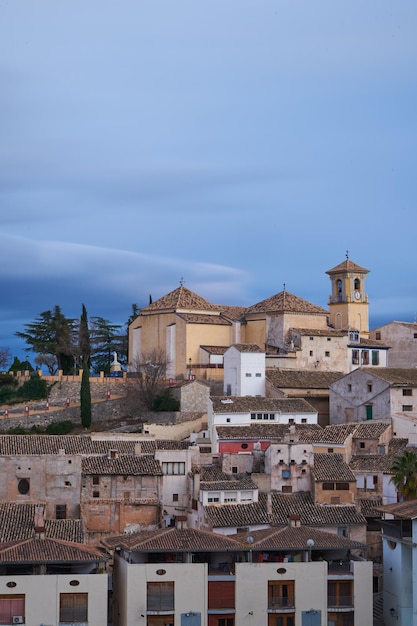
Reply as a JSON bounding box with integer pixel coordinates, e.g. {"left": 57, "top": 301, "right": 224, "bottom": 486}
{"left": 79, "top": 304, "right": 92, "bottom": 428}
{"left": 80, "top": 360, "right": 92, "bottom": 428}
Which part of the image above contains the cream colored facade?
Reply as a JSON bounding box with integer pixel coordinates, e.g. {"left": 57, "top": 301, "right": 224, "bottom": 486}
{"left": 0, "top": 573, "right": 107, "bottom": 626}
{"left": 128, "top": 258, "right": 374, "bottom": 379}
{"left": 113, "top": 556, "right": 373, "bottom": 626}
{"left": 326, "top": 259, "right": 370, "bottom": 334}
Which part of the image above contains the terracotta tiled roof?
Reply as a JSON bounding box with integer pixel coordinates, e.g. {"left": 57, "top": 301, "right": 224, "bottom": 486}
{"left": 349, "top": 454, "right": 395, "bottom": 473}
{"left": 375, "top": 499, "right": 417, "bottom": 520}
{"left": 0, "top": 435, "right": 155, "bottom": 456}
{"left": 266, "top": 369, "right": 344, "bottom": 390}
{"left": 246, "top": 526, "right": 366, "bottom": 551}
{"left": 292, "top": 328, "right": 347, "bottom": 337}
{"left": 352, "top": 422, "right": 391, "bottom": 439}
{"left": 200, "top": 345, "right": 229, "bottom": 355}
{"left": 228, "top": 343, "right": 264, "bottom": 353}
{"left": 326, "top": 259, "right": 370, "bottom": 275}
{"left": 82, "top": 456, "right": 162, "bottom": 475}
{"left": 313, "top": 454, "right": 356, "bottom": 482}
{"left": 102, "top": 528, "right": 243, "bottom": 552}
{"left": 216, "top": 424, "right": 322, "bottom": 441}
{"left": 199, "top": 466, "right": 257, "bottom": 490}
{"left": 204, "top": 500, "right": 271, "bottom": 528}
{"left": 358, "top": 498, "right": 383, "bottom": 518}
{"left": 349, "top": 439, "right": 409, "bottom": 473}
{"left": 360, "top": 368, "right": 417, "bottom": 386}
{"left": 211, "top": 397, "right": 316, "bottom": 414}
{"left": 215, "top": 305, "right": 247, "bottom": 322}
{"left": 246, "top": 291, "right": 328, "bottom": 316}
{"left": 0, "top": 538, "right": 105, "bottom": 564}
{"left": 155, "top": 440, "right": 194, "bottom": 450}
{"left": 311, "top": 424, "right": 358, "bottom": 444}
{"left": 269, "top": 492, "right": 365, "bottom": 526}
{"left": 0, "top": 503, "right": 84, "bottom": 543}
{"left": 141, "top": 286, "right": 216, "bottom": 313}
{"left": 388, "top": 438, "right": 409, "bottom": 455}
{"left": 176, "top": 313, "right": 230, "bottom": 325}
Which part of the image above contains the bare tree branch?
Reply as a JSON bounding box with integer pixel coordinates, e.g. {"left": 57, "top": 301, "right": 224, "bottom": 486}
{"left": 128, "top": 349, "right": 170, "bottom": 410}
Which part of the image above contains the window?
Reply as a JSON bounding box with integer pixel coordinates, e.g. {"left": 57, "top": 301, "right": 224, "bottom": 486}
{"left": 282, "top": 485, "right": 292, "bottom": 493}
{"left": 60, "top": 593, "right": 88, "bottom": 623}
{"left": 403, "top": 389, "right": 413, "bottom": 396}
{"left": 217, "top": 619, "right": 234, "bottom": 626}
{"left": 328, "top": 448, "right": 334, "bottom": 453}
{"left": 269, "top": 413, "right": 275, "bottom": 420}
{"left": 251, "top": 413, "right": 256, "bottom": 420}
{"left": 347, "top": 384, "right": 352, "bottom": 392}
{"left": 207, "top": 494, "right": 220, "bottom": 503}
{"left": 309, "top": 336, "right": 314, "bottom": 341}
{"left": 208, "top": 581, "right": 235, "bottom": 609}
{"left": 147, "top": 582, "right": 174, "bottom": 612}
{"left": 328, "top": 614, "right": 354, "bottom": 626}
{"left": 365, "top": 405, "right": 373, "bottom": 420}
{"left": 93, "top": 491, "right": 100, "bottom": 498}
{"left": 56, "top": 504, "right": 67, "bottom": 519}
{"left": 336, "top": 482, "right": 349, "bottom": 490}
{"left": 173, "top": 493, "right": 179, "bottom": 502}
{"left": 0, "top": 594, "right": 25, "bottom": 625}
{"left": 359, "top": 442, "right": 365, "bottom": 449}
{"left": 349, "top": 331, "right": 359, "bottom": 342}
{"left": 245, "top": 373, "right": 252, "bottom": 377}
{"left": 403, "top": 405, "right": 413, "bottom": 412}
{"left": 268, "top": 581, "right": 295, "bottom": 609}
{"left": 367, "top": 384, "right": 372, "bottom": 392}
{"left": 323, "top": 482, "right": 335, "bottom": 490}
{"left": 327, "top": 337, "right": 332, "bottom": 342}
{"left": 362, "top": 351, "right": 369, "bottom": 365}
{"left": 257, "top": 413, "right": 262, "bottom": 420}
{"left": 309, "top": 351, "right": 313, "bottom": 357}
{"left": 352, "top": 350, "right": 359, "bottom": 365}
{"left": 301, "top": 418, "right": 307, "bottom": 423}
{"left": 325, "top": 351, "right": 330, "bottom": 358}
{"left": 256, "top": 373, "right": 262, "bottom": 377}
{"left": 231, "top": 466, "right": 238, "bottom": 474}
{"left": 337, "top": 527, "right": 348, "bottom": 537}
{"left": 241, "top": 443, "right": 248, "bottom": 449}
{"left": 92, "top": 476, "right": 100, "bottom": 485}
{"left": 372, "top": 351, "right": 379, "bottom": 365}
{"left": 375, "top": 331, "right": 381, "bottom": 340}
{"left": 224, "top": 493, "right": 237, "bottom": 503}
{"left": 268, "top": 617, "right": 294, "bottom": 626}
{"left": 162, "top": 462, "right": 185, "bottom": 475}
{"left": 17, "top": 479, "right": 29, "bottom": 495}
{"left": 328, "top": 581, "right": 353, "bottom": 608}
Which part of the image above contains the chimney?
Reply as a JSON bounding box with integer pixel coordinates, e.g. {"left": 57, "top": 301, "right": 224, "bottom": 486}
{"left": 289, "top": 514, "right": 301, "bottom": 528}
{"left": 34, "top": 505, "right": 46, "bottom": 539}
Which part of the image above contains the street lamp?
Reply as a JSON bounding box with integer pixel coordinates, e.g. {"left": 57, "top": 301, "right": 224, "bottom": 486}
{"left": 247, "top": 535, "right": 254, "bottom": 563}
{"left": 307, "top": 538, "right": 314, "bottom": 562}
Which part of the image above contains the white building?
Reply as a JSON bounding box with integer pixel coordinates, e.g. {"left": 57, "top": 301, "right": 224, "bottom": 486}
{"left": 223, "top": 344, "right": 266, "bottom": 397}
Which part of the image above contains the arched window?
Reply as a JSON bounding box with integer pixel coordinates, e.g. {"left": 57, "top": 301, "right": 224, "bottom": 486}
{"left": 354, "top": 278, "right": 361, "bottom": 291}
{"left": 337, "top": 279, "right": 343, "bottom": 302}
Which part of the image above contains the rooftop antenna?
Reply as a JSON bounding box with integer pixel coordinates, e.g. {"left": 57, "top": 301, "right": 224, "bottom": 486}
{"left": 346, "top": 250, "right": 349, "bottom": 260}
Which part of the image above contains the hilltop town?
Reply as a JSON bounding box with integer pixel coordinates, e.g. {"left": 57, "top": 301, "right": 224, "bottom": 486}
{"left": 1, "top": 257, "right": 417, "bottom": 626}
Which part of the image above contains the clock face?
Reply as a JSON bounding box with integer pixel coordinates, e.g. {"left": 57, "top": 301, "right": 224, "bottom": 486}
{"left": 354, "top": 291, "right": 361, "bottom": 300}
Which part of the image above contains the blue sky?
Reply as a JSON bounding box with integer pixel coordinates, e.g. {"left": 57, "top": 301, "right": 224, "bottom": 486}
{"left": 1, "top": 0, "right": 416, "bottom": 361}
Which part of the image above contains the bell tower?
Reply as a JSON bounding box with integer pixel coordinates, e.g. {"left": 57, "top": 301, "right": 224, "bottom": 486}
{"left": 326, "top": 253, "right": 370, "bottom": 334}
